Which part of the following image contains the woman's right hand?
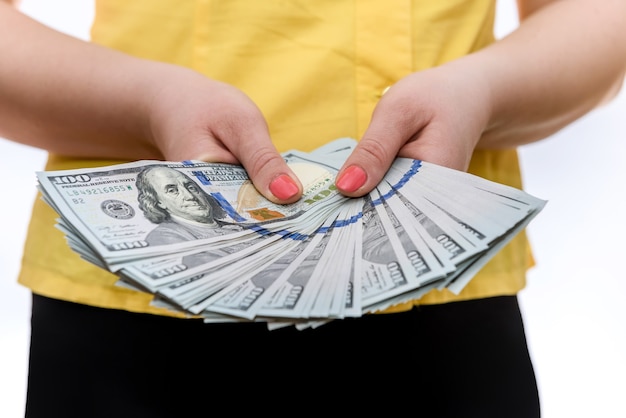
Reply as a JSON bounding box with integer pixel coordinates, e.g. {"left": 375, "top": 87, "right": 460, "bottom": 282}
{"left": 144, "top": 65, "right": 303, "bottom": 204}
{"left": 0, "top": 2, "right": 302, "bottom": 204}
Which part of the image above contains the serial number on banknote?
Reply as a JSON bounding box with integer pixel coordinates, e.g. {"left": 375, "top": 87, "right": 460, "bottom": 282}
{"left": 62, "top": 186, "right": 134, "bottom": 196}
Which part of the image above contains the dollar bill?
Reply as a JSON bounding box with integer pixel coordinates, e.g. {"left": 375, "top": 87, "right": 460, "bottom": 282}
{"left": 36, "top": 138, "right": 547, "bottom": 324}
{"left": 36, "top": 153, "right": 344, "bottom": 270}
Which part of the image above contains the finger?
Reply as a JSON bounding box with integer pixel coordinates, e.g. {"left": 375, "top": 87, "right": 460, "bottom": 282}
{"left": 335, "top": 94, "right": 429, "bottom": 197}
{"left": 211, "top": 111, "right": 303, "bottom": 204}
{"left": 173, "top": 135, "right": 241, "bottom": 165}
{"left": 190, "top": 134, "right": 303, "bottom": 204}
{"left": 397, "top": 129, "right": 473, "bottom": 172}
{"left": 156, "top": 113, "right": 243, "bottom": 165}
{"left": 240, "top": 140, "right": 303, "bottom": 204}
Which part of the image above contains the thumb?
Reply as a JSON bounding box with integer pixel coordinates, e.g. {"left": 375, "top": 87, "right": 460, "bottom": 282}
{"left": 199, "top": 125, "right": 303, "bottom": 205}
{"left": 195, "top": 139, "right": 303, "bottom": 205}
{"left": 241, "top": 142, "right": 304, "bottom": 204}
{"left": 335, "top": 99, "right": 427, "bottom": 197}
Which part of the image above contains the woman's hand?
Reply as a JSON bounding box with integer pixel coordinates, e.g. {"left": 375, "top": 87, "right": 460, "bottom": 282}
{"left": 335, "top": 0, "right": 626, "bottom": 198}
{"left": 0, "top": 3, "right": 302, "bottom": 204}
{"left": 145, "top": 66, "right": 303, "bottom": 204}
{"left": 335, "top": 58, "right": 491, "bottom": 196}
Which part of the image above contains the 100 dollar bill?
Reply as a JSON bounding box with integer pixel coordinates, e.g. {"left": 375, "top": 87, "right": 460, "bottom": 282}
{"left": 37, "top": 154, "right": 345, "bottom": 270}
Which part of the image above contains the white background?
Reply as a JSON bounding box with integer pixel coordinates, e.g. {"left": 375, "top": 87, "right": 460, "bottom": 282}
{"left": 1, "top": 1, "right": 625, "bottom": 417}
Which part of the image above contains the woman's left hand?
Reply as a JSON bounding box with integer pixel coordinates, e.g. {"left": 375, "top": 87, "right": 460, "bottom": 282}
{"left": 335, "top": 58, "right": 492, "bottom": 197}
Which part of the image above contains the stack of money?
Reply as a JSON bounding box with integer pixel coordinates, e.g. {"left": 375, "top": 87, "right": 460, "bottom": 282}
{"left": 36, "top": 138, "right": 546, "bottom": 328}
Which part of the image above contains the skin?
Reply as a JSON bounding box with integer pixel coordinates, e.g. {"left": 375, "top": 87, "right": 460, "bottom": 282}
{"left": 1, "top": 0, "right": 625, "bottom": 200}
{"left": 338, "top": 0, "right": 626, "bottom": 196}
{"left": 0, "top": 0, "right": 302, "bottom": 203}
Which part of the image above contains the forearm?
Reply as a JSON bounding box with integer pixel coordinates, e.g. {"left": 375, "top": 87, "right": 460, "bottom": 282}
{"left": 0, "top": 2, "right": 165, "bottom": 159}
{"left": 473, "top": 0, "right": 626, "bottom": 148}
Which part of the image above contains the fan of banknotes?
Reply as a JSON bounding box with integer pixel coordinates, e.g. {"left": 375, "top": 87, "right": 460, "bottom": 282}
{"left": 36, "top": 138, "right": 546, "bottom": 328}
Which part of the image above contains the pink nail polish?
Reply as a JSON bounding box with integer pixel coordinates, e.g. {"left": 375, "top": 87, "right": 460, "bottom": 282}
{"left": 269, "top": 174, "right": 299, "bottom": 200}
{"left": 336, "top": 165, "right": 367, "bottom": 193}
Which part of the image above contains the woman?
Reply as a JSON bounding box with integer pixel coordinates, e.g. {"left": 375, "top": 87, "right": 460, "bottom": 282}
{"left": 1, "top": 1, "right": 625, "bottom": 416}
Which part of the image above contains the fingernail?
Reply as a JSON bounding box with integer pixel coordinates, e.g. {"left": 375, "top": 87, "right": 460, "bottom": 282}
{"left": 336, "top": 165, "right": 367, "bottom": 193}
{"left": 269, "top": 174, "right": 299, "bottom": 200}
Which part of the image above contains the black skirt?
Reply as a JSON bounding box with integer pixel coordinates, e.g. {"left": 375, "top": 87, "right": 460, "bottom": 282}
{"left": 25, "top": 293, "right": 540, "bottom": 418}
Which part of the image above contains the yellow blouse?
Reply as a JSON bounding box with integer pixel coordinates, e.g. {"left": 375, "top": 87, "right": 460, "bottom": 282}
{"left": 18, "top": 0, "right": 533, "bottom": 317}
